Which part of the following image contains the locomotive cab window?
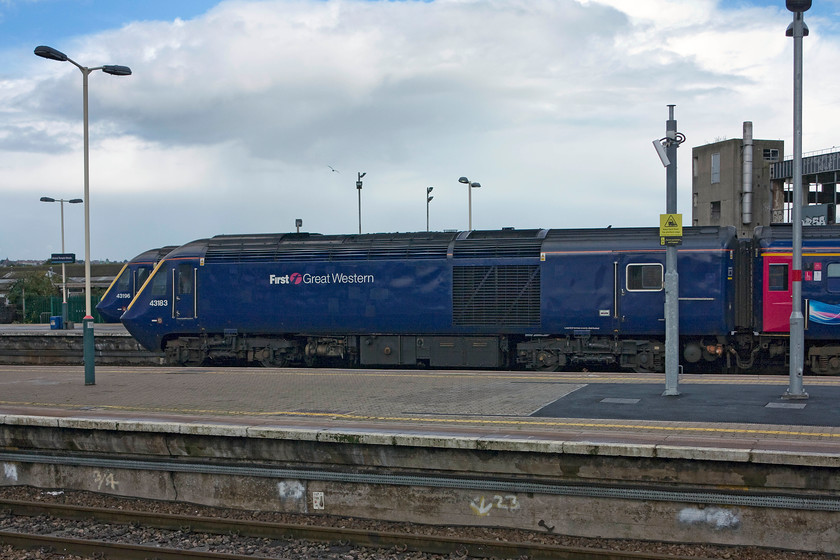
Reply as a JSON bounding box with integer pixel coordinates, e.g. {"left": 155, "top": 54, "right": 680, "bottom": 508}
{"left": 116, "top": 269, "right": 131, "bottom": 292}
{"left": 136, "top": 268, "right": 151, "bottom": 294}
{"left": 626, "top": 263, "right": 663, "bottom": 291}
{"left": 827, "top": 263, "right": 840, "bottom": 293}
{"left": 150, "top": 269, "right": 168, "bottom": 297}
{"left": 768, "top": 263, "right": 789, "bottom": 292}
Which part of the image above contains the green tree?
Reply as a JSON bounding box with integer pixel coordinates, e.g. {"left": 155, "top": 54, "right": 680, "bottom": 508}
{"left": 8, "top": 270, "right": 59, "bottom": 322}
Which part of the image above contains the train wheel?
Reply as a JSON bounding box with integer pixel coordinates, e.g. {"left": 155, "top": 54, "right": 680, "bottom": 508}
{"left": 260, "top": 357, "right": 288, "bottom": 368}
{"left": 631, "top": 349, "right": 663, "bottom": 373}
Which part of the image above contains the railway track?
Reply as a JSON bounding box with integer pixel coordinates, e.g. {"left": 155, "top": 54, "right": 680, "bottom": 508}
{"left": 0, "top": 498, "right": 730, "bottom": 560}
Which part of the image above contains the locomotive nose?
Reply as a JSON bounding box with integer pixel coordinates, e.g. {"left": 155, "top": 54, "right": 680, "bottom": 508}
{"left": 120, "top": 307, "right": 162, "bottom": 353}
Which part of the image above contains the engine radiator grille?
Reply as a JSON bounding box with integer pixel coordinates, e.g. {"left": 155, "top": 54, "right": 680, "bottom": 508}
{"left": 453, "top": 265, "right": 541, "bottom": 327}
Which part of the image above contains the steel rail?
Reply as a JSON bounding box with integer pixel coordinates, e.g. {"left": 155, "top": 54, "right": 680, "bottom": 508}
{"left": 0, "top": 499, "right": 717, "bottom": 560}
{"left": 4, "top": 450, "right": 840, "bottom": 512}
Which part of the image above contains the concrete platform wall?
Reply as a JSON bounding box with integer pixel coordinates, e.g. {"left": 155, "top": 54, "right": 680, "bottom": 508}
{"left": 1, "top": 417, "right": 839, "bottom": 554}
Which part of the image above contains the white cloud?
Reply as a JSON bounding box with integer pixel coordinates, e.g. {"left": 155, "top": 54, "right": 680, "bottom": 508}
{"left": 2, "top": 0, "right": 837, "bottom": 259}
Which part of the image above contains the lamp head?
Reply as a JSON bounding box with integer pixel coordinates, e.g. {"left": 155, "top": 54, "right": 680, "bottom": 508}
{"left": 40, "top": 196, "right": 56, "bottom": 203}
{"left": 102, "top": 65, "right": 132, "bottom": 76}
{"left": 69, "top": 198, "right": 83, "bottom": 204}
{"left": 34, "top": 45, "right": 68, "bottom": 62}
{"left": 471, "top": 182, "right": 481, "bottom": 189}
{"left": 427, "top": 186, "right": 433, "bottom": 193}
{"left": 786, "top": 0, "right": 811, "bottom": 12}
{"left": 458, "top": 177, "right": 469, "bottom": 185}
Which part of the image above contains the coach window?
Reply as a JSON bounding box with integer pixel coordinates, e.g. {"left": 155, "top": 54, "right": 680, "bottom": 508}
{"left": 626, "top": 263, "right": 663, "bottom": 291}
{"left": 827, "top": 263, "right": 840, "bottom": 293}
{"left": 768, "top": 263, "right": 789, "bottom": 292}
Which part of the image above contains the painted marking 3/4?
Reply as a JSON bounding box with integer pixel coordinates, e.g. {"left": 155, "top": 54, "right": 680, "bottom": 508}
{"left": 93, "top": 471, "right": 119, "bottom": 491}
{"left": 470, "top": 495, "right": 520, "bottom": 516}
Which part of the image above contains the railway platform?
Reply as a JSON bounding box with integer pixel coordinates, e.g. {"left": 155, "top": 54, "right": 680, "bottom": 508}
{"left": 1, "top": 365, "right": 839, "bottom": 553}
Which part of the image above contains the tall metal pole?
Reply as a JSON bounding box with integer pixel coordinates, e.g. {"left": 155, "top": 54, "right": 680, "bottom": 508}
{"left": 426, "top": 186, "right": 434, "bottom": 232}
{"left": 356, "top": 172, "right": 365, "bottom": 235}
{"left": 663, "top": 105, "right": 680, "bottom": 396}
{"left": 459, "top": 177, "right": 480, "bottom": 230}
{"left": 785, "top": 5, "right": 809, "bottom": 399}
{"left": 468, "top": 182, "right": 473, "bottom": 230}
{"left": 59, "top": 199, "right": 67, "bottom": 324}
{"left": 81, "top": 67, "right": 96, "bottom": 385}
{"left": 34, "top": 45, "right": 131, "bottom": 386}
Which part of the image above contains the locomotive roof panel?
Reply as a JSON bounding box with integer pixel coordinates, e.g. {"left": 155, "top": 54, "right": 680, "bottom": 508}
{"left": 161, "top": 227, "right": 739, "bottom": 264}
{"left": 131, "top": 245, "right": 178, "bottom": 263}
{"left": 541, "top": 226, "right": 737, "bottom": 252}
{"left": 200, "top": 229, "right": 556, "bottom": 263}
{"left": 755, "top": 224, "right": 840, "bottom": 251}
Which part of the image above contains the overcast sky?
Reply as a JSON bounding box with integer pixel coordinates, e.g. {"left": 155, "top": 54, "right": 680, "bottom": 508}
{"left": 2, "top": 0, "right": 839, "bottom": 261}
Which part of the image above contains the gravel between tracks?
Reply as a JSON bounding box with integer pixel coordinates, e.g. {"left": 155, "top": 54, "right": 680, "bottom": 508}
{"left": 0, "top": 487, "right": 835, "bottom": 560}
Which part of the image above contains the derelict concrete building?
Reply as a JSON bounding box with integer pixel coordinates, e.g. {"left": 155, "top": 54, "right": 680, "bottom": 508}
{"left": 692, "top": 121, "right": 840, "bottom": 237}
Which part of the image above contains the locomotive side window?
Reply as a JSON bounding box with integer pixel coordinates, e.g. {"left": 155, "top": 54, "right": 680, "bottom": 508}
{"left": 626, "top": 264, "right": 663, "bottom": 291}
{"left": 828, "top": 263, "right": 840, "bottom": 293}
{"left": 768, "top": 263, "right": 789, "bottom": 292}
{"left": 178, "top": 263, "right": 194, "bottom": 295}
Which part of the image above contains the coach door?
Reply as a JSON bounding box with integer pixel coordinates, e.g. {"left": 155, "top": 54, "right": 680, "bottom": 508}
{"left": 174, "top": 263, "right": 196, "bottom": 320}
{"left": 619, "top": 261, "right": 665, "bottom": 334}
{"left": 762, "top": 255, "right": 791, "bottom": 333}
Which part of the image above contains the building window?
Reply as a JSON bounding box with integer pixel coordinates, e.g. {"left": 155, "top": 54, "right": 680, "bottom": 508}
{"left": 710, "top": 201, "right": 721, "bottom": 224}
{"left": 763, "top": 148, "right": 779, "bottom": 162}
{"left": 711, "top": 152, "right": 720, "bottom": 184}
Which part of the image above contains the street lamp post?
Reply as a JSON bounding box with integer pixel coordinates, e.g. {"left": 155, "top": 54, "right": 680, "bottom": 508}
{"left": 40, "top": 196, "right": 82, "bottom": 327}
{"left": 426, "top": 187, "right": 434, "bottom": 232}
{"left": 35, "top": 45, "right": 131, "bottom": 386}
{"left": 458, "top": 177, "right": 481, "bottom": 230}
{"left": 784, "top": 0, "right": 810, "bottom": 399}
{"left": 356, "top": 172, "right": 366, "bottom": 234}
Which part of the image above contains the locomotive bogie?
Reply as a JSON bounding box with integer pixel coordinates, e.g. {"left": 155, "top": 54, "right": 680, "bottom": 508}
{"left": 808, "top": 345, "right": 840, "bottom": 376}
{"left": 515, "top": 336, "right": 666, "bottom": 373}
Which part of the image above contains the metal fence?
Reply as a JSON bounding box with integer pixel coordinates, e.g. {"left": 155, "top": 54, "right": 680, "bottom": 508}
{"left": 17, "top": 295, "right": 104, "bottom": 324}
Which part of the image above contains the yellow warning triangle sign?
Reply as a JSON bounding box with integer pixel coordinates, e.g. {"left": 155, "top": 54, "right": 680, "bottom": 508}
{"left": 659, "top": 213, "right": 683, "bottom": 237}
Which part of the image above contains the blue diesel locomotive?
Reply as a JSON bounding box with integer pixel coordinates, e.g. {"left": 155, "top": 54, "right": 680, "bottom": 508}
{"left": 119, "top": 225, "right": 840, "bottom": 373}
{"left": 96, "top": 246, "right": 177, "bottom": 323}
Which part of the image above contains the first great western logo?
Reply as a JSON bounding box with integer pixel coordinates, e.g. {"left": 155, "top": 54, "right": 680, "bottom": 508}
{"left": 270, "top": 272, "right": 375, "bottom": 285}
